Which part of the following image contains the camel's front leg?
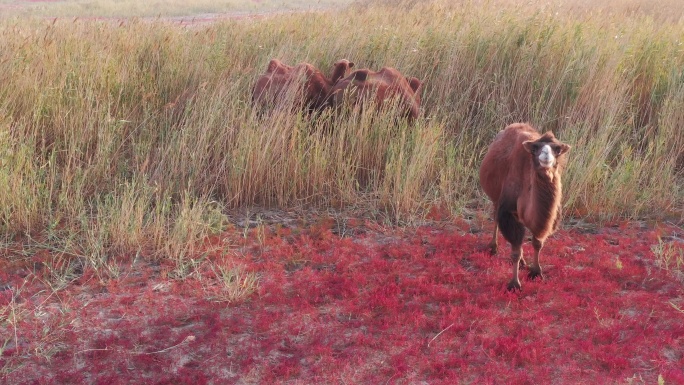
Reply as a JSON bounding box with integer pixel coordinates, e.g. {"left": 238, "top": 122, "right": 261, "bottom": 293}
{"left": 508, "top": 245, "right": 523, "bottom": 291}
{"left": 489, "top": 222, "right": 499, "bottom": 255}
{"left": 528, "top": 237, "right": 545, "bottom": 280}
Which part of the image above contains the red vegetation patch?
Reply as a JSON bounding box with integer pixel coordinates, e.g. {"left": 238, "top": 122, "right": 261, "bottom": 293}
{"left": 1, "top": 219, "right": 683, "bottom": 384}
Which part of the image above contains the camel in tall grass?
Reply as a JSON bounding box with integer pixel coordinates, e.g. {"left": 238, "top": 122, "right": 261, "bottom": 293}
{"left": 252, "top": 58, "right": 355, "bottom": 114}
{"left": 479, "top": 123, "right": 571, "bottom": 290}
{"left": 326, "top": 67, "right": 423, "bottom": 121}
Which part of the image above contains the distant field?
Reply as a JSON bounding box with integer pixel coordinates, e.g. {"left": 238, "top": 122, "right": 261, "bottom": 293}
{"left": 3, "top": 0, "right": 683, "bottom": 20}
{"left": 0, "top": 0, "right": 356, "bottom": 18}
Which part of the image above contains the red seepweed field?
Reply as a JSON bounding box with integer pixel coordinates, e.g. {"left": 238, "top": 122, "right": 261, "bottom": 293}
{"left": 1, "top": 214, "right": 683, "bottom": 384}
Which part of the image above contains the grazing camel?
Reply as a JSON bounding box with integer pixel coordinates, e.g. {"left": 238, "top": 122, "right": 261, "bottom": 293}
{"left": 252, "top": 59, "right": 355, "bottom": 113}
{"left": 479, "top": 123, "right": 571, "bottom": 290}
{"left": 326, "top": 67, "right": 423, "bottom": 121}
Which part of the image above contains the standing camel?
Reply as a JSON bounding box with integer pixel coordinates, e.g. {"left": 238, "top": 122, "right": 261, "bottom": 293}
{"left": 479, "top": 123, "right": 571, "bottom": 290}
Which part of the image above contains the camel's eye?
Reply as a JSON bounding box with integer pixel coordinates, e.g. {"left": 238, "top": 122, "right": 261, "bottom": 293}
{"left": 531, "top": 143, "right": 543, "bottom": 154}
{"left": 552, "top": 145, "right": 562, "bottom": 156}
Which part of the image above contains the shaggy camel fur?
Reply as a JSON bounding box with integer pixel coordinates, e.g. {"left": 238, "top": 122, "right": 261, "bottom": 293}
{"left": 252, "top": 59, "right": 354, "bottom": 113}
{"left": 479, "top": 123, "right": 571, "bottom": 290}
{"left": 326, "top": 67, "right": 422, "bottom": 120}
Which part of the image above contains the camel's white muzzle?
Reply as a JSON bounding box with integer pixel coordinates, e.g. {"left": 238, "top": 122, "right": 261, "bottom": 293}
{"left": 538, "top": 144, "right": 555, "bottom": 168}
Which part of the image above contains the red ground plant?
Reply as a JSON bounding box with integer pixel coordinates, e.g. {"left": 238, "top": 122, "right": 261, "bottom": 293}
{"left": 0, "top": 216, "right": 683, "bottom": 384}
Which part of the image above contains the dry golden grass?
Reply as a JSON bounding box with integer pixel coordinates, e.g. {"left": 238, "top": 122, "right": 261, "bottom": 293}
{"left": 0, "top": 0, "right": 682, "bottom": 277}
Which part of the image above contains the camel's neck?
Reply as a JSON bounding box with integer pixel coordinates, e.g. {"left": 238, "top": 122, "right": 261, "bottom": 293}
{"left": 530, "top": 169, "right": 562, "bottom": 237}
{"left": 330, "top": 66, "right": 347, "bottom": 86}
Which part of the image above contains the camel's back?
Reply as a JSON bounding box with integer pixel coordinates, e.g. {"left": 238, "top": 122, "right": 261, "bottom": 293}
{"left": 479, "top": 124, "right": 539, "bottom": 203}
{"left": 253, "top": 72, "right": 289, "bottom": 104}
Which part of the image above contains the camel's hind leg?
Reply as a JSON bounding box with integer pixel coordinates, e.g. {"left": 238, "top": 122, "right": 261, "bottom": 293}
{"left": 489, "top": 204, "right": 526, "bottom": 268}
{"left": 497, "top": 206, "right": 526, "bottom": 291}
{"left": 488, "top": 214, "right": 499, "bottom": 256}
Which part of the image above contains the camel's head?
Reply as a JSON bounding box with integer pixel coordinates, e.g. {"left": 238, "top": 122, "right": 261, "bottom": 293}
{"left": 523, "top": 132, "right": 571, "bottom": 170}
{"left": 266, "top": 59, "right": 292, "bottom": 75}
{"left": 331, "top": 59, "right": 355, "bottom": 84}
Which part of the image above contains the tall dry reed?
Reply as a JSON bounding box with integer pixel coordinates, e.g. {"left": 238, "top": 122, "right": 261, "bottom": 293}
{"left": 0, "top": 0, "right": 682, "bottom": 274}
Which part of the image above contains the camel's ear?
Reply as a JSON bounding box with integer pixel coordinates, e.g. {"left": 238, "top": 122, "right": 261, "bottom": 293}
{"left": 349, "top": 62, "right": 355, "bottom": 68}
{"left": 558, "top": 143, "right": 571, "bottom": 155}
{"left": 522, "top": 140, "right": 536, "bottom": 153}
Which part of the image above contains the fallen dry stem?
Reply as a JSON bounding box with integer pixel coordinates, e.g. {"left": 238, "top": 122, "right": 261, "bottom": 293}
{"left": 141, "top": 335, "right": 197, "bottom": 355}
{"left": 427, "top": 322, "right": 454, "bottom": 348}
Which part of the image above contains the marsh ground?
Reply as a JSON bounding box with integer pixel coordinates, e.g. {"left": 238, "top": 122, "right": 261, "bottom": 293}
{"left": 1, "top": 213, "right": 683, "bottom": 384}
